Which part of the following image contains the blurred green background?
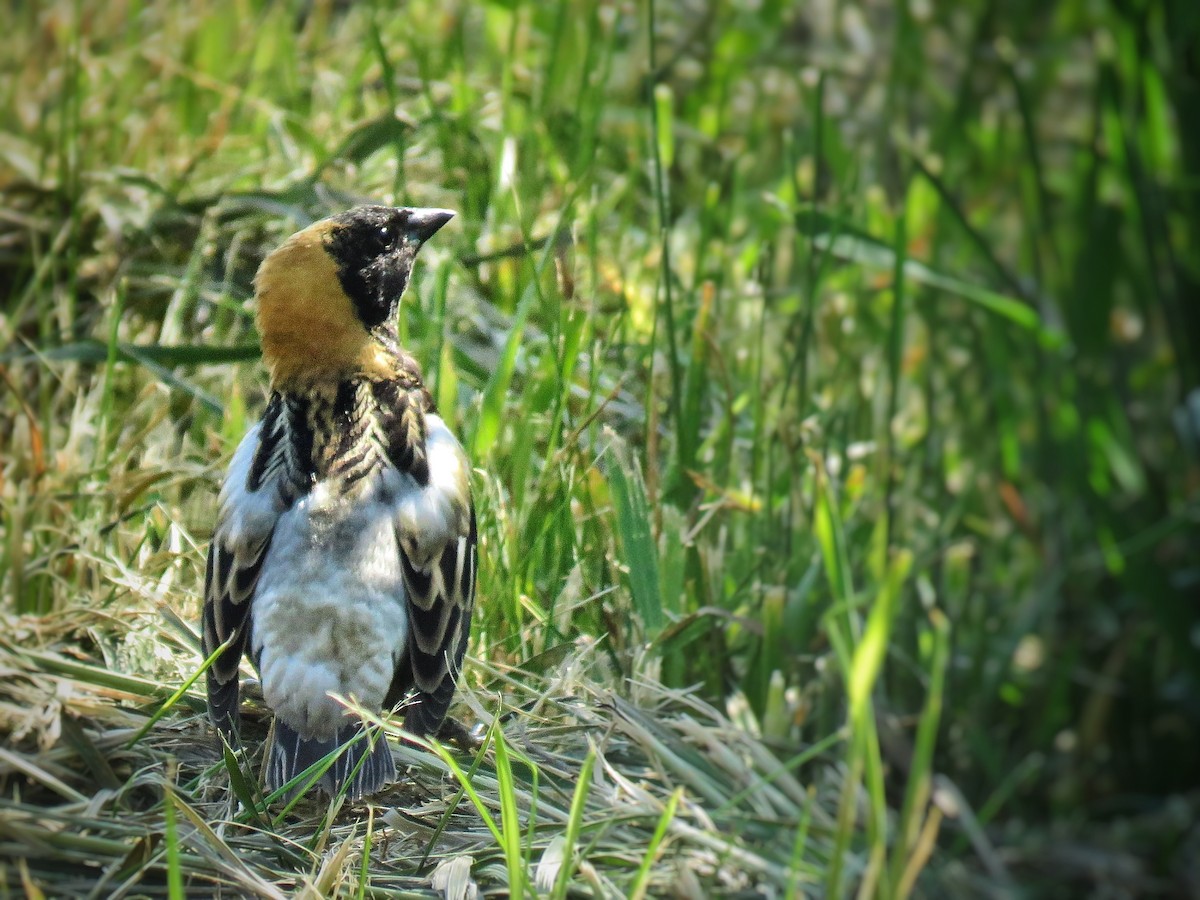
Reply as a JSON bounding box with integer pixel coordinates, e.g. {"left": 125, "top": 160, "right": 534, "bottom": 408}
{"left": 2, "top": 0, "right": 1198, "bottom": 894}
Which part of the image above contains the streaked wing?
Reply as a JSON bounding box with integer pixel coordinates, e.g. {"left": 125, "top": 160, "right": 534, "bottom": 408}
{"left": 201, "top": 396, "right": 297, "bottom": 740}
{"left": 201, "top": 530, "right": 271, "bottom": 738}
{"left": 387, "top": 415, "right": 477, "bottom": 737}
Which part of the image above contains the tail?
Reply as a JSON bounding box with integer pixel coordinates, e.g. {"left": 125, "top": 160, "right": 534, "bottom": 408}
{"left": 265, "top": 720, "right": 396, "bottom": 801}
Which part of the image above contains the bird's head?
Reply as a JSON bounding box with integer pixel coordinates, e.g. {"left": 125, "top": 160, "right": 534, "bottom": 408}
{"left": 253, "top": 205, "right": 454, "bottom": 388}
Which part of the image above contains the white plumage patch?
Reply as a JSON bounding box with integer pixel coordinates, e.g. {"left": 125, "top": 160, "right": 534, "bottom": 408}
{"left": 251, "top": 488, "right": 409, "bottom": 740}
{"left": 218, "top": 422, "right": 284, "bottom": 549}
{"left": 391, "top": 414, "right": 472, "bottom": 565}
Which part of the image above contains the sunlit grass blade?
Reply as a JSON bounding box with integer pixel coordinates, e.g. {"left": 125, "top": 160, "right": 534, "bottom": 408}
{"left": 355, "top": 806, "right": 374, "bottom": 900}
{"left": 630, "top": 787, "right": 683, "bottom": 900}
{"left": 428, "top": 729, "right": 514, "bottom": 889}
{"left": 266, "top": 726, "right": 381, "bottom": 825}
{"left": 492, "top": 719, "right": 529, "bottom": 899}
{"left": 472, "top": 284, "right": 535, "bottom": 460}
{"left": 222, "top": 741, "right": 265, "bottom": 824}
{"left": 418, "top": 727, "right": 494, "bottom": 870}
{"left": 810, "top": 451, "right": 855, "bottom": 630}
{"left": 127, "top": 635, "right": 231, "bottom": 748}
{"left": 889, "top": 608, "right": 951, "bottom": 896}
{"left": 849, "top": 551, "right": 913, "bottom": 723}
{"left": 163, "top": 781, "right": 184, "bottom": 900}
{"left": 550, "top": 746, "right": 596, "bottom": 900}
{"left": 807, "top": 229, "right": 1062, "bottom": 344}
{"left": 784, "top": 786, "right": 816, "bottom": 900}
{"left": 608, "top": 443, "right": 665, "bottom": 635}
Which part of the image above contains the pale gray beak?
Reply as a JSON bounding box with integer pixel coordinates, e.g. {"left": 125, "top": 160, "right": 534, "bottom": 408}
{"left": 406, "top": 208, "right": 455, "bottom": 243}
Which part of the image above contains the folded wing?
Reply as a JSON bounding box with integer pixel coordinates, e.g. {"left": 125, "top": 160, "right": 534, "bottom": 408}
{"left": 201, "top": 397, "right": 298, "bottom": 741}
{"left": 386, "top": 413, "right": 477, "bottom": 736}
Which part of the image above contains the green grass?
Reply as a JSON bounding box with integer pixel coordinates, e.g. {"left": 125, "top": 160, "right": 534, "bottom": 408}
{"left": 2, "top": 0, "right": 1199, "bottom": 896}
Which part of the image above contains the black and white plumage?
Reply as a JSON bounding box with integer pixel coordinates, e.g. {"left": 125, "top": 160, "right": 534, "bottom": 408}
{"left": 201, "top": 206, "right": 475, "bottom": 800}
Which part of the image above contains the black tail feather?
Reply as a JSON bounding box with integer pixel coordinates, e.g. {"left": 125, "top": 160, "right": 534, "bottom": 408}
{"left": 265, "top": 720, "right": 395, "bottom": 801}
{"left": 403, "top": 672, "right": 458, "bottom": 738}
{"left": 207, "top": 676, "right": 242, "bottom": 744}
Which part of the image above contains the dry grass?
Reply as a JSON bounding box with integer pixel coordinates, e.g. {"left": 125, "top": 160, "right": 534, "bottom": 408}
{"left": 0, "top": 609, "right": 846, "bottom": 897}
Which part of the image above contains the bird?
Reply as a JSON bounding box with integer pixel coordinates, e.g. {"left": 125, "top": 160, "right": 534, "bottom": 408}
{"left": 200, "top": 205, "right": 477, "bottom": 801}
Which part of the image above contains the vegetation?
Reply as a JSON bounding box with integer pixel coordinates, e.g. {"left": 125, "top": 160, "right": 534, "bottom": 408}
{"left": 2, "top": 0, "right": 1197, "bottom": 895}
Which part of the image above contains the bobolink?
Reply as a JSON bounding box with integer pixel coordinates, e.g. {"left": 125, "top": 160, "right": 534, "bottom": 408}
{"left": 201, "top": 206, "right": 476, "bottom": 800}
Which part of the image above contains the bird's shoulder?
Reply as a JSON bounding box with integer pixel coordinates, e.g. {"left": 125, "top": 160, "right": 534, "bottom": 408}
{"left": 217, "top": 346, "right": 468, "bottom": 539}
{"left": 214, "top": 414, "right": 291, "bottom": 550}
{"left": 392, "top": 410, "right": 474, "bottom": 567}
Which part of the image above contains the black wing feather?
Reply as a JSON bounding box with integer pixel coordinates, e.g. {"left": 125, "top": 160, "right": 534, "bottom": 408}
{"left": 202, "top": 540, "right": 252, "bottom": 739}
{"left": 388, "top": 502, "right": 476, "bottom": 738}
{"left": 202, "top": 398, "right": 297, "bottom": 743}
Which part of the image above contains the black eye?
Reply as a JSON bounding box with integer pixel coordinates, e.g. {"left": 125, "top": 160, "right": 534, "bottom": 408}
{"left": 376, "top": 225, "right": 392, "bottom": 245}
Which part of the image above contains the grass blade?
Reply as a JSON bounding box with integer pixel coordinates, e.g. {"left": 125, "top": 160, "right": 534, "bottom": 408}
{"left": 550, "top": 746, "right": 596, "bottom": 900}
{"left": 630, "top": 787, "right": 683, "bottom": 900}
{"left": 163, "top": 782, "right": 184, "bottom": 900}
{"left": 608, "top": 443, "right": 665, "bottom": 635}
{"left": 492, "top": 721, "right": 528, "bottom": 899}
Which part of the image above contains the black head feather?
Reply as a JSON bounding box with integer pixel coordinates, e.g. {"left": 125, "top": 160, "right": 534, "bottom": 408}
{"left": 324, "top": 205, "right": 454, "bottom": 330}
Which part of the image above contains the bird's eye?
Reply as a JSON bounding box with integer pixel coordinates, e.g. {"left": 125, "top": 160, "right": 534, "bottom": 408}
{"left": 376, "top": 225, "right": 392, "bottom": 246}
